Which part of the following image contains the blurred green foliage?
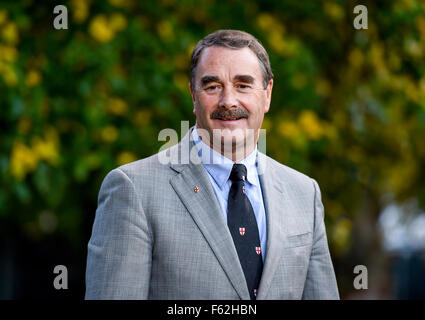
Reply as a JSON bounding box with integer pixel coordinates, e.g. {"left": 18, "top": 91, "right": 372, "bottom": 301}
{"left": 1, "top": 0, "right": 425, "bottom": 262}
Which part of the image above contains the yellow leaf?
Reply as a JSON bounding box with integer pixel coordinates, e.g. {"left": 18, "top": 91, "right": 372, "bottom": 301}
{"left": 101, "top": 126, "right": 119, "bottom": 142}
{"left": 25, "top": 69, "right": 42, "bottom": 87}
{"left": 278, "top": 120, "right": 301, "bottom": 140}
{"left": 89, "top": 15, "right": 115, "bottom": 43}
{"left": 324, "top": 2, "right": 345, "bottom": 21}
{"left": 107, "top": 97, "right": 128, "bottom": 115}
{"left": 348, "top": 48, "right": 364, "bottom": 68}
{"left": 71, "top": 0, "right": 90, "bottom": 24}
{"left": 298, "top": 110, "right": 324, "bottom": 140}
{"left": 0, "top": 45, "right": 18, "bottom": 62}
{"left": 133, "top": 110, "right": 152, "bottom": 127}
{"left": 0, "top": 10, "right": 8, "bottom": 25}
{"left": 1, "top": 22, "right": 18, "bottom": 45}
{"left": 117, "top": 151, "right": 137, "bottom": 166}
{"left": 157, "top": 20, "right": 173, "bottom": 41}
{"left": 110, "top": 13, "right": 127, "bottom": 32}
{"left": 10, "top": 141, "right": 39, "bottom": 180}
{"left": 2, "top": 65, "right": 18, "bottom": 87}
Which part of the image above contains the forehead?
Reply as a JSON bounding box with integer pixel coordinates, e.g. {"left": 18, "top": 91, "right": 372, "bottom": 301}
{"left": 195, "top": 46, "right": 262, "bottom": 81}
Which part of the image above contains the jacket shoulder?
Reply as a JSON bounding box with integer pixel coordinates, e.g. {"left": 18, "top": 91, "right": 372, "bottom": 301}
{"left": 261, "top": 153, "right": 316, "bottom": 194}
{"left": 99, "top": 148, "right": 176, "bottom": 196}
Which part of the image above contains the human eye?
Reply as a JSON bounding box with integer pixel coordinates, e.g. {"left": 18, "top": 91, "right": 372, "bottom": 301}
{"left": 204, "top": 84, "right": 221, "bottom": 92}
{"left": 236, "top": 83, "right": 252, "bottom": 91}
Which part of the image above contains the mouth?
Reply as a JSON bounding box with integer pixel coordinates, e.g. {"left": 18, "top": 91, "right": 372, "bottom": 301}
{"left": 215, "top": 116, "right": 245, "bottom": 121}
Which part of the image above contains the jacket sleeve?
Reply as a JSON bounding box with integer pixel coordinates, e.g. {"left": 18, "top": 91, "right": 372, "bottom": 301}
{"left": 302, "top": 179, "right": 340, "bottom": 299}
{"left": 85, "top": 168, "right": 152, "bottom": 299}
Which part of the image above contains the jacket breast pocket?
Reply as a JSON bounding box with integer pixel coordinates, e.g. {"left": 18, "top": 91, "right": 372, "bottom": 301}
{"left": 284, "top": 232, "right": 312, "bottom": 248}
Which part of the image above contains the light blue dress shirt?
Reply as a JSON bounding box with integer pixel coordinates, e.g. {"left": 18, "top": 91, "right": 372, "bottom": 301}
{"left": 191, "top": 125, "right": 267, "bottom": 261}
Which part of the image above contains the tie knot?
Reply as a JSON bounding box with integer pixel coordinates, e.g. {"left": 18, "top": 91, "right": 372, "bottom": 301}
{"left": 230, "top": 164, "right": 247, "bottom": 182}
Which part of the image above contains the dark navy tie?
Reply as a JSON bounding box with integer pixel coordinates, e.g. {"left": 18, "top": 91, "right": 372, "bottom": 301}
{"left": 227, "top": 163, "right": 263, "bottom": 300}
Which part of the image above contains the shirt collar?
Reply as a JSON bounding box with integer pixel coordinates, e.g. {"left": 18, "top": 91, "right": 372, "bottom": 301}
{"left": 192, "top": 124, "right": 259, "bottom": 190}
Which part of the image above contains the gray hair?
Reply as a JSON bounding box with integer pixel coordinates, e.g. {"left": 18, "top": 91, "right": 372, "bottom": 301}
{"left": 190, "top": 29, "right": 274, "bottom": 90}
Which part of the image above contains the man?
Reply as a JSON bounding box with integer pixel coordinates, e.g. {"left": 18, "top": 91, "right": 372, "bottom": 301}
{"left": 85, "top": 29, "right": 339, "bottom": 299}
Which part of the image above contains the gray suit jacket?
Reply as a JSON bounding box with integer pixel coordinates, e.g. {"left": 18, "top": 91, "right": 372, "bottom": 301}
{"left": 85, "top": 127, "right": 339, "bottom": 299}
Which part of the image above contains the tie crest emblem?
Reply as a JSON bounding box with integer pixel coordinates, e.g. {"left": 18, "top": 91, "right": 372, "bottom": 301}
{"left": 239, "top": 227, "right": 245, "bottom": 236}
{"left": 255, "top": 247, "right": 261, "bottom": 255}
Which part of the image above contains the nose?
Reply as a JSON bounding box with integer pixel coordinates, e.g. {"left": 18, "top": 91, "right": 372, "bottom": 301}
{"left": 219, "top": 85, "right": 238, "bottom": 109}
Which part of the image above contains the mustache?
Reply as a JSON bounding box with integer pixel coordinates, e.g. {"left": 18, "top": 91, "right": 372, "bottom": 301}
{"left": 210, "top": 108, "right": 249, "bottom": 120}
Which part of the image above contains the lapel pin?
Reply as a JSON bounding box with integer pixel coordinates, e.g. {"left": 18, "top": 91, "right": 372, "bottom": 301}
{"left": 194, "top": 186, "right": 199, "bottom": 193}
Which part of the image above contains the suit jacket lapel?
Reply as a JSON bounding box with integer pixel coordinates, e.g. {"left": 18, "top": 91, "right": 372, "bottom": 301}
{"left": 256, "top": 152, "right": 289, "bottom": 300}
{"left": 169, "top": 128, "right": 250, "bottom": 300}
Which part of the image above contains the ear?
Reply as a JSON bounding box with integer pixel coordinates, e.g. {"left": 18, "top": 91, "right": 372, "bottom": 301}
{"left": 264, "top": 79, "right": 273, "bottom": 113}
{"left": 189, "top": 83, "right": 196, "bottom": 114}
